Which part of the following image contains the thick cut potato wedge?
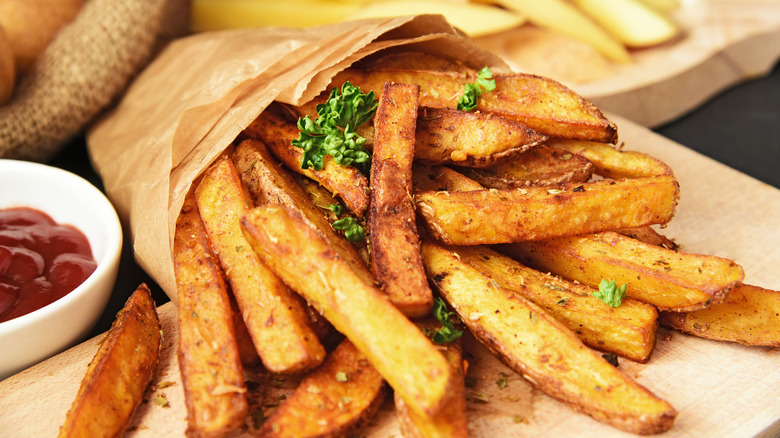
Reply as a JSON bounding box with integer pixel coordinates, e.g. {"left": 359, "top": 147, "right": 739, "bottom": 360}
{"left": 618, "top": 226, "right": 678, "bottom": 250}
{"left": 660, "top": 284, "right": 780, "bottom": 346}
{"left": 319, "top": 68, "right": 618, "bottom": 143}
{"left": 394, "top": 318, "right": 468, "bottom": 438}
{"left": 422, "top": 242, "right": 677, "bottom": 435}
{"left": 368, "top": 82, "right": 433, "bottom": 317}
{"left": 412, "top": 165, "right": 484, "bottom": 193}
{"left": 462, "top": 144, "right": 594, "bottom": 188}
{"left": 413, "top": 107, "right": 547, "bottom": 167}
{"left": 58, "top": 284, "right": 161, "bottom": 438}
{"left": 415, "top": 175, "right": 679, "bottom": 245}
{"left": 196, "top": 156, "right": 325, "bottom": 373}
{"left": 232, "top": 138, "right": 373, "bottom": 287}
{"left": 453, "top": 244, "right": 658, "bottom": 362}
{"left": 258, "top": 339, "right": 387, "bottom": 438}
{"left": 240, "top": 205, "right": 455, "bottom": 418}
{"left": 501, "top": 231, "right": 744, "bottom": 311}
{"left": 243, "top": 105, "right": 370, "bottom": 216}
{"left": 174, "top": 187, "right": 248, "bottom": 437}
{"left": 547, "top": 138, "right": 672, "bottom": 178}
{"left": 364, "top": 51, "right": 472, "bottom": 73}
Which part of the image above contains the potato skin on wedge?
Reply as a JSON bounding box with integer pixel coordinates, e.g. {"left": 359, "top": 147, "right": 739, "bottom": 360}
{"left": 421, "top": 242, "right": 677, "bottom": 435}
{"left": 58, "top": 284, "right": 161, "bottom": 438}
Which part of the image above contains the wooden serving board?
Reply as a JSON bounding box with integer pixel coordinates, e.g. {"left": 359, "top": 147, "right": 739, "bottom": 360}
{"left": 476, "top": 0, "right": 780, "bottom": 127}
{"left": 1, "top": 114, "right": 780, "bottom": 437}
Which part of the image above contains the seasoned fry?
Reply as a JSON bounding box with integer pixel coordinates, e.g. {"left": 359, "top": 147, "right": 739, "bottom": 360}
{"left": 547, "top": 138, "right": 672, "bottom": 179}
{"left": 453, "top": 244, "right": 658, "bottom": 362}
{"left": 315, "top": 67, "right": 618, "bottom": 143}
{"left": 243, "top": 105, "right": 370, "bottom": 216}
{"left": 412, "top": 165, "right": 484, "bottom": 192}
{"left": 618, "top": 226, "right": 678, "bottom": 250}
{"left": 413, "top": 107, "right": 547, "bottom": 167}
{"left": 422, "top": 241, "right": 677, "bottom": 435}
{"left": 240, "top": 205, "right": 456, "bottom": 418}
{"left": 258, "top": 339, "right": 387, "bottom": 438}
{"left": 174, "top": 186, "right": 249, "bottom": 437}
{"left": 462, "top": 144, "right": 594, "bottom": 188}
{"left": 196, "top": 156, "right": 325, "bottom": 374}
{"left": 395, "top": 318, "right": 468, "bottom": 438}
{"left": 369, "top": 82, "right": 432, "bottom": 317}
{"left": 501, "top": 231, "right": 745, "bottom": 311}
{"left": 363, "top": 51, "right": 472, "bottom": 73}
{"left": 58, "top": 284, "right": 161, "bottom": 438}
{"left": 659, "top": 284, "right": 780, "bottom": 346}
{"left": 415, "top": 175, "right": 680, "bottom": 245}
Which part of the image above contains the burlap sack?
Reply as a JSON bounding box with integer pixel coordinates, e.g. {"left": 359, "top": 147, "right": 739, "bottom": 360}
{"left": 0, "top": 0, "right": 166, "bottom": 162}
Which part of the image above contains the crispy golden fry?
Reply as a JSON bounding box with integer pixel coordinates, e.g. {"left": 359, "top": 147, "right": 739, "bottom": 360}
{"left": 501, "top": 231, "right": 745, "bottom": 311}
{"left": 240, "top": 205, "right": 455, "bottom": 417}
{"left": 394, "top": 318, "right": 468, "bottom": 438}
{"left": 415, "top": 175, "right": 680, "bottom": 245}
{"left": 453, "top": 244, "right": 658, "bottom": 362}
{"left": 618, "top": 226, "right": 679, "bottom": 250}
{"left": 243, "top": 105, "right": 370, "bottom": 216}
{"left": 58, "top": 284, "right": 161, "bottom": 438}
{"left": 174, "top": 187, "right": 249, "bottom": 437}
{"left": 368, "top": 82, "right": 433, "bottom": 317}
{"left": 412, "top": 165, "right": 484, "bottom": 192}
{"left": 547, "top": 138, "right": 672, "bottom": 179}
{"left": 196, "top": 156, "right": 325, "bottom": 374}
{"left": 362, "top": 51, "right": 472, "bottom": 73}
{"left": 232, "top": 138, "right": 373, "bottom": 287}
{"left": 313, "top": 68, "right": 617, "bottom": 143}
{"left": 258, "top": 339, "right": 387, "bottom": 438}
{"left": 422, "top": 242, "right": 677, "bottom": 435}
{"left": 462, "top": 144, "right": 594, "bottom": 188}
{"left": 659, "top": 284, "right": 780, "bottom": 346}
{"left": 413, "top": 107, "right": 547, "bottom": 167}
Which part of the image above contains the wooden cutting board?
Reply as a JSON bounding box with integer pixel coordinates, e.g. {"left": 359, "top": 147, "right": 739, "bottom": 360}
{"left": 476, "top": 0, "right": 780, "bottom": 128}
{"left": 1, "top": 113, "right": 779, "bottom": 437}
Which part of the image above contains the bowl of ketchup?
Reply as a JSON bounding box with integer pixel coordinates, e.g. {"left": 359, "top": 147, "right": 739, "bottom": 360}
{"left": 0, "top": 159, "right": 122, "bottom": 379}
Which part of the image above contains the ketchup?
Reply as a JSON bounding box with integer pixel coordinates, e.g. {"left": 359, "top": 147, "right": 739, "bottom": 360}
{"left": 0, "top": 207, "right": 97, "bottom": 323}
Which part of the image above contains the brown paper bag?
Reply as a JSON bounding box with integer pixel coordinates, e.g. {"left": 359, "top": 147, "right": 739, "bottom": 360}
{"left": 87, "top": 15, "right": 507, "bottom": 299}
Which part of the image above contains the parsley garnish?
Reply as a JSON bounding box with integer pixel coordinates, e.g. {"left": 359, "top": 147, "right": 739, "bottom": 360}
{"left": 593, "top": 279, "right": 627, "bottom": 307}
{"left": 332, "top": 217, "right": 365, "bottom": 243}
{"left": 327, "top": 203, "right": 343, "bottom": 216}
{"left": 293, "top": 82, "right": 377, "bottom": 174}
{"left": 430, "top": 297, "right": 463, "bottom": 343}
{"left": 457, "top": 66, "right": 496, "bottom": 112}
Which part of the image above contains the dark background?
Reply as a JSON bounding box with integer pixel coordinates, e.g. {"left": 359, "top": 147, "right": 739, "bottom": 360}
{"left": 48, "top": 60, "right": 780, "bottom": 338}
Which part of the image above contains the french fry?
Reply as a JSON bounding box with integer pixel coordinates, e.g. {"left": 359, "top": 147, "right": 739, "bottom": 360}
{"left": 258, "top": 339, "right": 387, "bottom": 438}
{"left": 368, "top": 82, "right": 433, "bottom": 317}
{"left": 547, "top": 138, "right": 672, "bottom": 178}
{"left": 317, "top": 67, "right": 618, "bottom": 143}
{"left": 58, "top": 284, "right": 161, "bottom": 438}
{"left": 174, "top": 186, "right": 249, "bottom": 436}
{"left": 394, "top": 318, "right": 468, "bottom": 438}
{"left": 500, "top": 231, "right": 745, "bottom": 311}
{"left": 196, "top": 156, "right": 325, "bottom": 374}
{"left": 462, "top": 144, "right": 594, "bottom": 188}
{"left": 422, "top": 241, "right": 677, "bottom": 435}
{"left": 365, "top": 51, "right": 473, "bottom": 73}
{"left": 415, "top": 175, "right": 680, "bottom": 245}
{"left": 243, "top": 105, "right": 371, "bottom": 216}
{"left": 412, "top": 165, "right": 484, "bottom": 193}
{"left": 618, "top": 226, "right": 678, "bottom": 250}
{"left": 453, "top": 244, "right": 658, "bottom": 362}
{"left": 240, "top": 205, "right": 456, "bottom": 418}
{"left": 659, "top": 284, "right": 780, "bottom": 346}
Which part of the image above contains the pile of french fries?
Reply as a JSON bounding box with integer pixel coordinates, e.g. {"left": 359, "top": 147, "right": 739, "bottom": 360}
{"left": 167, "top": 51, "right": 780, "bottom": 437}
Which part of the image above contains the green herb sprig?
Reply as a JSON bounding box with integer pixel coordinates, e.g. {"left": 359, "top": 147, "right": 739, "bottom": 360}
{"left": 292, "top": 82, "right": 377, "bottom": 175}
{"left": 429, "top": 297, "right": 463, "bottom": 343}
{"left": 593, "top": 279, "right": 627, "bottom": 307}
{"left": 457, "top": 66, "right": 496, "bottom": 112}
{"left": 332, "top": 217, "right": 365, "bottom": 243}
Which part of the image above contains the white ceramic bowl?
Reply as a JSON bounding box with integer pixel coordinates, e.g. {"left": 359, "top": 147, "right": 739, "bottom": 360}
{"left": 0, "top": 159, "right": 122, "bottom": 380}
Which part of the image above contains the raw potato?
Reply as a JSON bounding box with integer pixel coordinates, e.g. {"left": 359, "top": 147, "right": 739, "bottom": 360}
{"left": 368, "top": 82, "right": 433, "bottom": 317}
{"left": 501, "top": 231, "right": 745, "bottom": 311}
{"left": 660, "top": 284, "right": 780, "bottom": 346}
{"left": 547, "top": 138, "right": 673, "bottom": 178}
{"left": 415, "top": 175, "right": 680, "bottom": 245}
{"left": 240, "top": 205, "right": 456, "bottom": 418}
{"left": 422, "top": 241, "right": 677, "bottom": 435}
{"left": 572, "top": 0, "right": 679, "bottom": 48}
{"left": 258, "top": 339, "right": 387, "bottom": 438}
{"left": 58, "top": 284, "right": 161, "bottom": 438}
{"left": 174, "top": 186, "right": 248, "bottom": 437}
